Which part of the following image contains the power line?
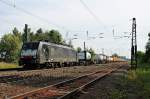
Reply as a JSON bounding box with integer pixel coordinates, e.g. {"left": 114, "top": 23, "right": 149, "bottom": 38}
{"left": 0, "top": 0, "right": 69, "bottom": 31}
{"left": 79, "top": 0, "right": 108, "bottom": 31}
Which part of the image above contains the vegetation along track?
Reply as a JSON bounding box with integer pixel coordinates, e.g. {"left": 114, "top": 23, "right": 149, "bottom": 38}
{"left": 10, "top": 63, "right": 125, "bottom": 99}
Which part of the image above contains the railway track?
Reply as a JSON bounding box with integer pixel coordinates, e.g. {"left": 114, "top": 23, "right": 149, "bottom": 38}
{"left": 0, "top": 65, "right": 103, "bottom": 84}
{"left": 9, "top": 64, "right": 123, "bottom": 99}
{"left": 1, "top": 63, "right": 116, "bottom": 98}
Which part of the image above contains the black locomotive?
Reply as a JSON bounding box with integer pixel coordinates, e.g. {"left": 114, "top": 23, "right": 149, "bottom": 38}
{"left": 19, "top": 41, "right": 111, "bottom": 69}
{"left": 19, "top": 41, "right": 78, "bottom": 68}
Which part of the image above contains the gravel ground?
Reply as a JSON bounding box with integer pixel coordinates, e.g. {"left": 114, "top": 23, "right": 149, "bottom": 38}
{"left": 0, "top": 63, "right": 114, "bottom": 99}
{"left": 78, "top": 64, "right": 130, "bottom": 99}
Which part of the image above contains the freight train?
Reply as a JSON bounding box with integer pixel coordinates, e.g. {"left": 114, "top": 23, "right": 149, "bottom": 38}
{"left": 19, "top": 41, "right": 116, "bottom": 69}
{"left": 77, "top": 51, "right": 93, "bottom": 65}
{"left": 19, "top": 41, "right": 78, "bottom": 68}
{"left": 94, "top": 54, "right": 108, "bottom": 64}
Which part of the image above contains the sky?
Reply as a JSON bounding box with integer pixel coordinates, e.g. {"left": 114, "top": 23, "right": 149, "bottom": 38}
{"left": 0, "top": 0, "right": 150, "bottom": 58}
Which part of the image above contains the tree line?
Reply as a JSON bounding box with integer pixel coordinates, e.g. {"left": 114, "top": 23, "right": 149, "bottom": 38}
{"left": 137, "top": 33, "right": 150, "bottom": 64}
{"left": 2, "top": 26, "right": 150, "bottom": 65}
{"left": 0, "top": 26, "right": 95, "bottom": 63}
{"left": 0, "top": 27, "right": 72, "bottom": 62}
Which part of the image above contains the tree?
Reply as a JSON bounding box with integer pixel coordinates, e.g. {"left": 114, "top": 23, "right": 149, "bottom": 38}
{"left": 36, "top": 28, "right": 43, "bottom": 34}
{"left": 31, "top": 28, "right": 47, "bottom": 41}
{"left": 12, "top": 27, "right": 22, "bottom": 41}
{"left": 145, "top": 32, "right": 150, "bottom": 62}
{"left": 22, "top": 28, "right": 63, "bottom": 44}
{"left": 0, "top": 33, "right": 22, "bottom": 62}
{"left": 13, "top": 27, "right": 19, "bottom": 36}
{"left": 112, "top": 53, "right": 118, "bottom": 57}
{"left": 77, "top": 47, "right": 82, "bottom": 52}
{"left": 137, "top": 51, "right": 145, "bottom": 63}
{"left": 47, "top": 29, "right": 63, "bottom": 44}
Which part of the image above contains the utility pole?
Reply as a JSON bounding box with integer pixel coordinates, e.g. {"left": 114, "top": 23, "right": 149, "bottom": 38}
{"left": 131, "top": 18, "right": 137, "bottom": 69}
{"left": 83, "top": 41, "right": 87, "bottom": 62}
{"left": 102, "top": 48, "right": 104, "bottom": 61}
{"left": 24, "top": 24, "right": 29, "bottom": 42}
{"left": 102, "top": 48, "right": 104, "bottom": 55}
{"left": 86, "top": 31, "right": 88, "bottom": 39}
{"left": 84, "top": 41, "right": 86, "bottom": 51}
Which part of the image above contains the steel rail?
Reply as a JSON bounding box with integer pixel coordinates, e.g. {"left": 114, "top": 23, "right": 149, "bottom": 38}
{"left": 9, "top": 64, "right": 123, "bottom": 99}
{"left": 60, "top": 65, "right": 122, "bottom": 99}
{"left": 9, "top": 70, "right": 101, "bottom": 99}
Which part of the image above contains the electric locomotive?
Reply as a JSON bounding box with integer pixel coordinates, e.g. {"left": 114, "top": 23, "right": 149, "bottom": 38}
{"left": 19, "top": 41, "right": 78, "bottom": 68}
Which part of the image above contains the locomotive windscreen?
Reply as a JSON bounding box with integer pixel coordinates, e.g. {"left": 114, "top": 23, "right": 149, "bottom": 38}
{"left": 21, "top": 42, "right": 39, "bottom": 56}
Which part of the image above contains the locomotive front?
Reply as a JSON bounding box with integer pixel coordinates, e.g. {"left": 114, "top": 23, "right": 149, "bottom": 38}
{"left": 19, "top": 42, "right": 40, "bottom": 67}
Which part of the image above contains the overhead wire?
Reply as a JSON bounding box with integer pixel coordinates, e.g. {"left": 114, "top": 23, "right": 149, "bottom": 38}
{"left": 79, "top": 0, "right": 109, "bottom": 32}
{"left": 80, "top": 0, "right": 130, "bottom": 40}
{"left": 0, "top": 0, "right": 69, "bottom": 31}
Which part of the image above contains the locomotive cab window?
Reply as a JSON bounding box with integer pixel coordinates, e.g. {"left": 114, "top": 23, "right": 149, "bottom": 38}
{"left": 21, "top": 42, "right": 39, "bottom": 56}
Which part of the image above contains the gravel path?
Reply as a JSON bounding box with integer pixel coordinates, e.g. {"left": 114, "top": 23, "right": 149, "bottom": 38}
{"left": 78, "top": 63, "right": 129, "bottom": 99}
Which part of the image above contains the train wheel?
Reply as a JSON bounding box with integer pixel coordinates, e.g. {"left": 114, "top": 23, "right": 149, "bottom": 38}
{"left": 23, "top": 65, "right": 29, "bottom": 70}
{"left": 23, "top": 64, "right": 36, "bottom": 70}
{"left": 52, "top": 63, "right": 56, "bottom": 69}
{"left": 57, "top": 63, "right": 62, "bottom": 68}
{"left": 45, "top": 63, "right": 49, "bottom": 68}
{"left": 64, "top": 62, "right": 67, "bottom": 67}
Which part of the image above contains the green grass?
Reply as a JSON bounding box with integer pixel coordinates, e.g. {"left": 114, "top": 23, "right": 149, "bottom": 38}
{"left": 0, "top": 62, "right": 19, "bottom": 69}
{"left": 136, "top": 63, "right": 150, "bottom": 92}
{"left": 127, "top": 63, "right": 150, "bottom": 98}
{"left": 109, "top": 63, "right": 150, "bottom": 99}
{"left": 126, "top": 64, "right": 150, "bottom": 98}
